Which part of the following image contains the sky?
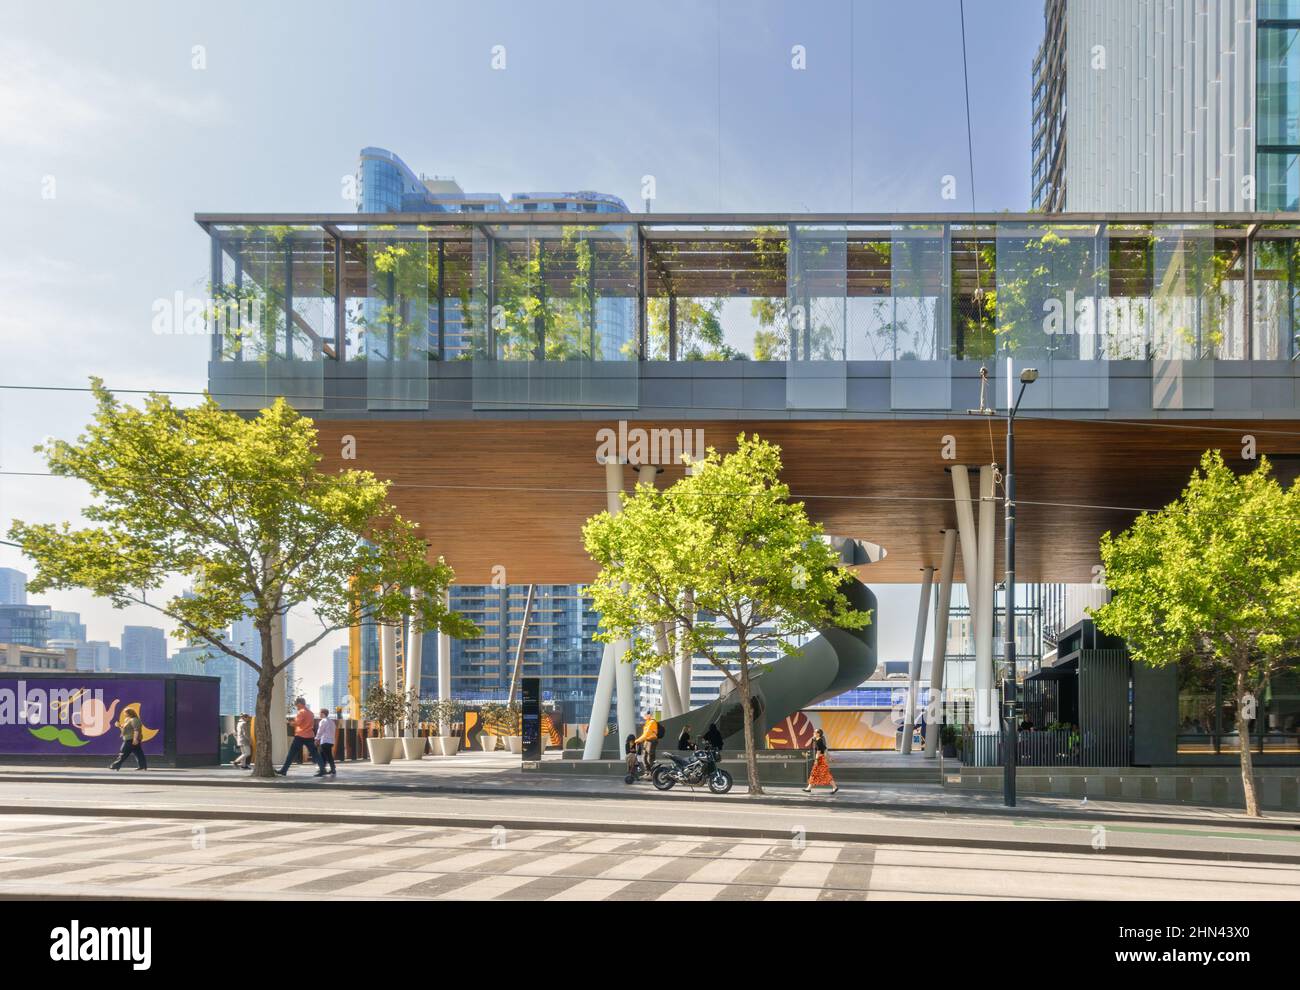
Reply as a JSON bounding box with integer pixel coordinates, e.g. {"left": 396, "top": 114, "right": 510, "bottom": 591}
{"left": 0, "top": 0, "right": 1045, "bottom": 699}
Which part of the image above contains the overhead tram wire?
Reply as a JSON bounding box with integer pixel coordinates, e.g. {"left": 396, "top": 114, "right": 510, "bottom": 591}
{"left": 0, "top": 469, "right": 1173, "bottom": 516}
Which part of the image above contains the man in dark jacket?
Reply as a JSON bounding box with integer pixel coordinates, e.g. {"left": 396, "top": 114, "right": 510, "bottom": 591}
{"left": 702, "top": 721, "right": 723, "bottom": 752}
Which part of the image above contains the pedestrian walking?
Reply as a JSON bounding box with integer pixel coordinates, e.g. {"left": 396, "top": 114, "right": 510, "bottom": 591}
{"left": 802, "top": 727, "right": 838, "bottom": 794}
{"left": 232, "top": 713, "right": 253, "bottom": 769}
{"left": 275, "top": 697, "right": 320, "bottom": 776}
{"left": 315, "top": 708, "right": 337, "bottom": 777}
{"left": 109, "top": 707, "right": 148, "bottom": 771}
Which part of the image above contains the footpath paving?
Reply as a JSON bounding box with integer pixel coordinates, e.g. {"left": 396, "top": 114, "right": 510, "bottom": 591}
{"left": 1, "top": 754, "right": 1297, "bottom": 833}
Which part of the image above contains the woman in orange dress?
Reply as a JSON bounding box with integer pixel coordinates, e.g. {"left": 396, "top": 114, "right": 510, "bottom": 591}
{"left": 803, "top": 727, "right": 838, "bottom": 794}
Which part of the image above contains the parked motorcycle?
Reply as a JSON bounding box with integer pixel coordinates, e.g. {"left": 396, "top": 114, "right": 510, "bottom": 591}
{"left": 651, "top": 747, "right": 733, "bottom": 794}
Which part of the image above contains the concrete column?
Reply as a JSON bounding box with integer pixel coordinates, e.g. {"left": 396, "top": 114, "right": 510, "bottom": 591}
{"left": 584, "top": 457, "right": 629, "bottom": 760}
{"left": 380, "top": 622, "right": 398, "bottom": 736}
{"left": 901, "top": 566, "right": 935, "bottom": 754}
{"left": 654, "top": 621, "right": 683, "bottom": 717}
{"left": 404, "top": 593, "right": 423, "bottom": 707}
{"left": 677, "top": 590, "right": 694, "bottom": 706}
{"left": 269, "top": 610, "right": 288, "bottom": 766}
{"left": 437, "top": 587, "right": 451, "bottom": 735}
{"left": 950, "top": 466, "right": 981, "bottom": 619}
{"left": 924, "top": 528, "right": 958, "bottom": 758}
{"left": 975, "top": 464, "right": 997, "bottom": 732}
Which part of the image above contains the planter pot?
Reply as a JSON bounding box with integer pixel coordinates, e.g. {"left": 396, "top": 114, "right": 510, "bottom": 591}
{"left": 400, "top": 737, "right": 427, "bottom": 761}
{"left": 367, "top": 737, "right": 397, "bottom": 765}
{"left": 941, "top": 744, "right": 957, "bottom": 759}
{"left": 480, "top": 734, "right": 498, "bottom": 752}
{"left": 433, "top": 736, "right": 461, "bottom": 756}
{"left": 505, "top": 735, "right": 523, "bottom": 755}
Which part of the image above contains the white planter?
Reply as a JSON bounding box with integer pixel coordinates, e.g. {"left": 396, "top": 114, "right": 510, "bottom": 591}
{"left": 432, "top": 736, "right": 461, "bottom": 756}
{"left": 400, "top": 737, "right": 427, "bottom": 760}
{"left": 480, "top": 734, "right": 498, "bottom": 752}
{"left": 505, "top": 735, "right": 523, "bottom": 754}
{"left": 367, "top": 737, "right": 397, "bottom": 765}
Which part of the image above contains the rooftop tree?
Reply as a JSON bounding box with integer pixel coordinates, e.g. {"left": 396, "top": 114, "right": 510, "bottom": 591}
{"left": 582, "top": 433, "right": 870, "bottom": 795}
{"left": 1093, "top": 451, "right": 1300, "bottom": 817}
{"left": 8, "top": 381, "right": 478, "bottom": 777}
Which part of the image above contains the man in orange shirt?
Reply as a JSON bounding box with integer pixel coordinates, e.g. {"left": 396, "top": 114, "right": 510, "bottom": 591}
{"left": 275, "top": 697, "right": 320, "bottom": 776}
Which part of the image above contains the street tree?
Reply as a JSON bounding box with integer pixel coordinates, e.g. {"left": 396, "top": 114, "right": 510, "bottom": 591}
{"left": 9, "top": 381, "right": 479, "bottom": 776}
{"left": 1093, "top": 450, "right": 1300, "bottom": 817}
{"left": 583, "top": 433, "right": 870, "bottom": 795}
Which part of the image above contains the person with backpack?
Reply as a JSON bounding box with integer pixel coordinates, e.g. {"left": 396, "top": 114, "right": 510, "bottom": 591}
{"left": 633, "top": 712, "right": 662, "bottom": 772}
{"left": 109, "top": 707, "right": 147, "bottom": 771}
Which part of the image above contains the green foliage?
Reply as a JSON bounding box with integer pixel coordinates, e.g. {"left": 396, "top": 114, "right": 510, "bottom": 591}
{"left": 1094, "top": 451, "right": 1300, "bottom": 677}
{"left": 1093, "top": 450, "right": 1300, "bottom": 816}
{"left": 361, "top": 686, "right": 408, "bottom": 731}
{"left": 582, "top": 433, "right": 870, "bottom": 793}
{"left": 8, "top": 381, "right": 479, "bottom": 774}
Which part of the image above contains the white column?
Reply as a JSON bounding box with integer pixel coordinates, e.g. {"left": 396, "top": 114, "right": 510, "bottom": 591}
{"left": 583, "top": 642, "right": 618, "bottom": 760}
{"left": 677, "top": 590, "right": 694, "bottom": 706}
{"left": 654, "top": 621, "right": 683, "bottom": 717}
{"left": 584, "top": 457, "right": 628, "bottom": 760}
{"left": 901, "top": 566, "right": 934, "bottom": 754}
{"left": 404, "top": 595, "right": 423, "bottom": 703}
{"left": 975, "top": 464, "right": 997, "bottom": 732}
{"left": 924, "top": 528, "right": 958, "bottom": 758}
{"left": 950, "top": 466, "right": 981, "bottom": 619}
{"left": 437, "top": 587, "right": 451, "bottom": 735}
{"left": 269, "top": 610, "right": 288, "bottom": 766}
{"left": 380, "top": 623, "right": 398, "bottom": 736}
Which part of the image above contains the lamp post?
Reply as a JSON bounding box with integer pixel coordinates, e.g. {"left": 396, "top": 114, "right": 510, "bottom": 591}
{"left": 1002, "top": 367, "right": 1038, "bottom": 808}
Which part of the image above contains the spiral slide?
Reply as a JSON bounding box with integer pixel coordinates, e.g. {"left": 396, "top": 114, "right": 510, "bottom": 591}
{"left": 599, "top": 538, "right": 879, "bottom": 756}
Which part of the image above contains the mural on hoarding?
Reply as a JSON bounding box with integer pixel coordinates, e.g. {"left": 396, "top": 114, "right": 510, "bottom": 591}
{"left": 0, "top": 679, "right": 165, "bottom": 756}
{"left": 767, "top": 708, "right": 916, "bottom": 751}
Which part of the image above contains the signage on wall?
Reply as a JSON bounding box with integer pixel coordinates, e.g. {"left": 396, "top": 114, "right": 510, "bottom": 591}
{"left": 0, "top": 679, "right": 166, "bottom": 756}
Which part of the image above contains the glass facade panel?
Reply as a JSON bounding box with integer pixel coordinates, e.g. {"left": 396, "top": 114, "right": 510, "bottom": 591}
{"left": 471, "top": 224, "right": 639, "bottom": 410}
{"left": 1151, "top": 225, "right": 1217, "bottom": 409}
{"left": 994, "top": 223, "right": 1108, "bottom": 409}
{"left": 353, "top": 228, "right": 430, "bottom": 410}
{"left": 889, "top": 225, "right": 952, "bottom": 409}
{"left": 1258, "top": 20, "right": 1300, "bottom": 210}
{"left": 1253, "top": 233, "right": 1300, "bottom": 361}
{"left": 209, "top": 226, "right": 327, "bottom": 410}
{"left": 786, "top": 225, "right": 847, "bottom": 408}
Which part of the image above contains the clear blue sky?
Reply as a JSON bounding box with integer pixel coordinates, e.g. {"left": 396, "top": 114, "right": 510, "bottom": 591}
{"left": 0, "top": 0, "right": 1044, "bottom": 695}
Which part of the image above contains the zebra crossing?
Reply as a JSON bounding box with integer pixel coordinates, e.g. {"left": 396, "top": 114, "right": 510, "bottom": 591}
{"left": 4, "top": 814, "right": 1298, "bottom": 900}
{"left": 0, "top": 815, "right": 875, "bottom": 901}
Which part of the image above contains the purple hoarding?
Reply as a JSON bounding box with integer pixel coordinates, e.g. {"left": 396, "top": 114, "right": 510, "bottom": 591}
{"left": 173, "top": 678, "right": 218, "bottom": 756}
{"left": 0, "top": 678, "right": 166, "bottom": 756}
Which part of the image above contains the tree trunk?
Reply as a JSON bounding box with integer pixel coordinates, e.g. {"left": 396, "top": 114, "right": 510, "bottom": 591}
{"left": 738, "top": 646, "right": 761, "bottom": 796}
{"left": 1235, "top": 666, "right": 1261, "bottom": 818}
{"left": 251, "top": 626, "right": 276, "bottom": 779}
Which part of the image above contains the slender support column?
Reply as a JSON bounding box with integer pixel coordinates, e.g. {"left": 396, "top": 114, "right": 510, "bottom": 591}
{"left": 380, "top": 623, "right": 397, "bottom": 736}
{"left": 925, "top": 528, "right": 958, "bottom": 758}
{"left": 677, "top": 590, "right": 694, "bottom": 706}
{"left": 269, "top": 610, "right": 288, "bottom": 766}
{"left": 584, "top": 457, "right": 631, "bottom": 759}
{"left": 654, "top": 622, "right": 683, "bottom": 717}
{"left": 904, "top": 563, "right": 935, "bottom": 753}
{"left": 437, "top": 587, "right": 451, "bottom": 735}
{"left": 404, "top": 594, "right": 423, "bottom": 702}
{"left": 950, "top": 467, "right": 981, "bottom": 620}
{"left": 901, "top": 566, "right": 935, "bottom": 754}
{"left": 507, "top": 584, "right": 536, "bottom": 705}
{"left": 975, "top": 464, "right": 997, "bottom": 733}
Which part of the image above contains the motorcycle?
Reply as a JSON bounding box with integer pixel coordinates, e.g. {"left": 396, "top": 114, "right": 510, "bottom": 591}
{"left": 650, "top": 747, "right": 733, "bottom": 794}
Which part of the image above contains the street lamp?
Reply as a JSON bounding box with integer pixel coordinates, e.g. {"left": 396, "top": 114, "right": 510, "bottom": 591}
{"left": 1002, "top": 367, "right": 1037, "bottom": 807}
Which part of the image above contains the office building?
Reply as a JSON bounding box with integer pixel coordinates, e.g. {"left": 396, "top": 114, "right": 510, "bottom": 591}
{"left": 0, "top": 568, "right": 27, "bottom": 605}
{"left": 0, "top": 604, "right": 49, "bottom": 647}
{"left": 121, "top": 626, "right": 168, "bottom": 675}
{"left": 1032, "top": 0, "right": 1297, "bottom": 212}
{"left": 0, "top": 643, "right": 75, "bottom": 672}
